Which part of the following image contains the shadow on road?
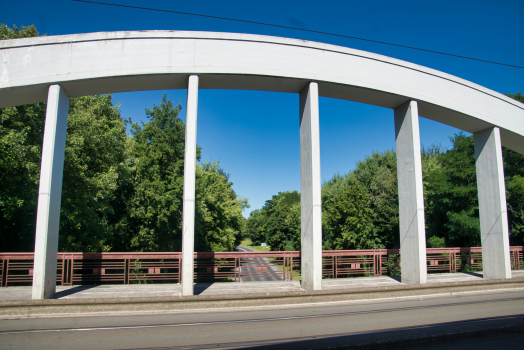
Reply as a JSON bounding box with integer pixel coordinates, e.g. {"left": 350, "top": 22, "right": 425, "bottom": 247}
{"left": 464, "top": 272, "right": 483, "bottom": 278}
{"left": 54, "top": 285, "right": 98, "bottom": 299}
{"left": 194, "top": 283, "right": 214, "bottom": 295}
{"left": 384, "top": 275, "right": 401, "bottom": 282}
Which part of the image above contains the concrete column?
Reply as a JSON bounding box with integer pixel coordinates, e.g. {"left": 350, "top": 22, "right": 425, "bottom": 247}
{"left": 299, "top": 82, "right": 322, "bottom": 291}
{"left": 474, "top": 127, "right": 511, "bottom": 279}
{"left": 181, "top": 75, "right": 199, "bottom": 296}
{"left": 32, "top": 85, "right": 69, "bottom": 300}
{"left": 394, "top": 100, "right": 427, "bottom": 285}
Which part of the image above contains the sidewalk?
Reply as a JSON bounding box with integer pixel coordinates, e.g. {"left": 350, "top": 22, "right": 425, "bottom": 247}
{"left": 1, "top": 271, "right": 523, "bottom": 317}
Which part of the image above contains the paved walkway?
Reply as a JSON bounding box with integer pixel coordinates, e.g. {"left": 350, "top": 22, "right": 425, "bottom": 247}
{"left": 1, "top": 271, "right": 523, "bottom": 302}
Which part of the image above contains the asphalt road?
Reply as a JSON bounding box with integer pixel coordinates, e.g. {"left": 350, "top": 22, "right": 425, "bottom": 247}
{"left": 234, "top": 246, "right": 283, "bottom": 282}
{"left": 2, "top": 288, "right": 524, "bottom": 349}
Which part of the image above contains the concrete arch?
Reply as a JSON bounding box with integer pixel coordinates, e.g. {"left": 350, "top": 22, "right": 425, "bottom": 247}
{"left": 1, "top": 31, "right": 522, "bottom": 299}
{"left": 1, "top": 31, "right": 523, "bottom": 152}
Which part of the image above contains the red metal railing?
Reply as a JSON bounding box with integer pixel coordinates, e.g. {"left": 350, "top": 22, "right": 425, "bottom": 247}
{"left": 0, "top": 247, "right": 522, "bottom": 286}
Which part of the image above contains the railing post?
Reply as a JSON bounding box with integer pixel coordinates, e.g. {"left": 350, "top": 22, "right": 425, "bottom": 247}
{"left": 289, "top": 255, "right": 292, "bottom": 281}
{"left": 1, "top": 259, "right": 5, "bottom": 287}
{"left": 60, "top": 257, "right": 64, "bottom": 285}
{"left": 334, "top": 256, "right": 338, "bottom": 278}
{"left": 181, "top": 75, "right": 199, "bottom": 296}
{"left": 474, "top": 127, "right": 511, "bottom": 279}
{"left": 299, "top": 82, "right": 322, "bottom": 291}
{"left": 32, "top": 85, "right": 70, "bottom": 300}
{"left": 283, "top": 254, "right": 287, "bottom": 281}
{"left": 124, "top": 258, "right": 128, "bottom": 285}
{"left": 394, "top": 100, "right": 427, "bottom": 285}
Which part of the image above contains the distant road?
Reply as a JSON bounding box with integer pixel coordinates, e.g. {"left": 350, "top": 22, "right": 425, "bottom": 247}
{"left": 234, "top": 246, "right": 284, "bottom": 282}
{"left": 2, "top": 289, "right": 524, "bottom": 349}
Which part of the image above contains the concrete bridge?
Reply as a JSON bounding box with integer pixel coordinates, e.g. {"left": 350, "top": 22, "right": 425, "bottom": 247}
{"left": 1, "top": 31, "right": 523, "bottom": 299}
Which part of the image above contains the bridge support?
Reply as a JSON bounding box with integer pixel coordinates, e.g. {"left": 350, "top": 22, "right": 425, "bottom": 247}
{"left": 299, "top": 82, "right": 322, "bottom": 291}
{"left": 394, "top": 101, "right": 427, "bottom": 285}
{"left": 32, "top": 85, "right": 70, "bottom": 300}
{"left": 474, "top": 127, "right": 511, "bottom": 279}
{"left": 181, "top": 75, "right": 199, "bottom": 296}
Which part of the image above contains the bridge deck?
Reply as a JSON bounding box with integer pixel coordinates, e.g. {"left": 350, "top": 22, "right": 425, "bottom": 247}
{"left": 1, "top": 271, "right": 523, "bottom": 302}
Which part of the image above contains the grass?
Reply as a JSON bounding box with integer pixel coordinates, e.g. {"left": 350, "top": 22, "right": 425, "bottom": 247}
{"left": 239, "top": 238, "right": 271, "bottom": 252}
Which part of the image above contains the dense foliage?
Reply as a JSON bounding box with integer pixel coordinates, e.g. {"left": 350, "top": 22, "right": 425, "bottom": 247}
{"left": 246, "top": 191, "right": 301, "bottom": 251}
{"left": 0, "top": 88, "right": 248, "bottom": 253}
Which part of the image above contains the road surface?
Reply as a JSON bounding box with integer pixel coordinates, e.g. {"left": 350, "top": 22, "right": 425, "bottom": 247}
{"left": 234, "top": 246, "right": 284, "bottom": 282}
{"left": 2, "top": 288, "right": 524, "bottom": 349}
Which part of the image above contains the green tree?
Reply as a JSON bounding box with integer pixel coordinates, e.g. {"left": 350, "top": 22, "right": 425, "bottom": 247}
{"left": 59, "top": 95, "right": 128, "bottom": 252}
{"left": 424, "top": 133, "right": 481, "bottom": 247}
{"left": 0, "top": 102, "right": 46, "bottom": 251}
{"left": 323, "top": 184, "right": 378, "bottom": 250}
{"left": 353, "top": 151, "right": 399, "bottom": 249}
{"left": 322, "top": 150, "right": 398, "bottom": 249}
{"left": 262, "top": 191, "right": 301, "bottom": 251}
{"left": 0, "top": 24, "right": 39, "bottom": 39}
{"left": 244, "top": 191, "right": 301, "bottom": 251}
{"left": 0, "top": 94, "right": 128, "bottom": 252}
{"left": 245, "top": 209, "right": 265, "bottom": 245}
{"left": 194, "top": 162, "right": 248, "bottom": 252}
{"left": 117, "top": 95, "right": 190, "bottom": 252}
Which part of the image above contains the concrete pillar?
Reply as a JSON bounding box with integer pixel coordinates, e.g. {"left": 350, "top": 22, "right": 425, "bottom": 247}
{"left": 299, "top": 82, "right": 322, "bottom": 291}
{"left": 32, "top": 85, "right": 69, "bottom": 299}
{"left": 181, "top": 75, "right": 199, "bottom": 296}
{"left": 474, "top": 127, "right": 511, "bottom": 279}
{"left": 394, "top": 100, "right": 427, "bottom": 285}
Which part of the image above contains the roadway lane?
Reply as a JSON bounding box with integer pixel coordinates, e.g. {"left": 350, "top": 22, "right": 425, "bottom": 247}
{"left": 234, "top": 246, "right": 283, "bottom": 282}
{"left": 2, "top": 288, "right": 524, "bottom": 349}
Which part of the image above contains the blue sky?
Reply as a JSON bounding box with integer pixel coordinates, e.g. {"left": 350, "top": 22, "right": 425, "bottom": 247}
{"left": 3, "top": 0, "right": 524, "bottom": 217}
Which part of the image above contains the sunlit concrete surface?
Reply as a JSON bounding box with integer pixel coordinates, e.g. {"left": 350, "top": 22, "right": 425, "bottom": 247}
{"left": 1, "top": 271, "right": 523, "bottom": 302}
{"left": 31, "top": 85, "right": 69, "bottom": 300}
{"left": 474, "top": 127, "right": 512, "bottom": 279}
{"left": 1, "top": 31, "right": 523, "bottom": 153}
{"left": 181, "top": 75, "right": 199, "bottom": 296}
{"left": 299, "top": 82, "right": 322, "bottom": 291}
{"left": 395, "top": 101, "right": 427, "bottom": 285}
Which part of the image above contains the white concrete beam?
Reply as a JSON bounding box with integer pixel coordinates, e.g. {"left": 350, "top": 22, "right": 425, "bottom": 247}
{"left": 394, "top": 100, "right": 427, "bottom": 285}
{"left": 32, "top": 85, "right": 69, "bottom": 300}
{"left": 181, "top": 75, "right": 199, "bottom": 296}
{"left": 299, "top": 82, "right": 322, "bottom": 291}
{"left": 474, "top": 127, "right": 511, "bottom": 279}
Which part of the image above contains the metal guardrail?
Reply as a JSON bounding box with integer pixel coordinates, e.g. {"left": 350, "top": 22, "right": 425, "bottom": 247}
{"left": 0, "top": 247, "right": 522, "bottom": 286}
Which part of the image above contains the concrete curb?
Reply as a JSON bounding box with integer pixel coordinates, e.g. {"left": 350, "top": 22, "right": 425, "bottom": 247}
{"left": 2, "top": 278, "right": 524, "bottom": 317}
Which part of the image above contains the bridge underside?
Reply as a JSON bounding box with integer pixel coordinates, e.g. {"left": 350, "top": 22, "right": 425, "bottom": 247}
{"left": 2, "top": 74, "right": 521, "bottom": 153}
